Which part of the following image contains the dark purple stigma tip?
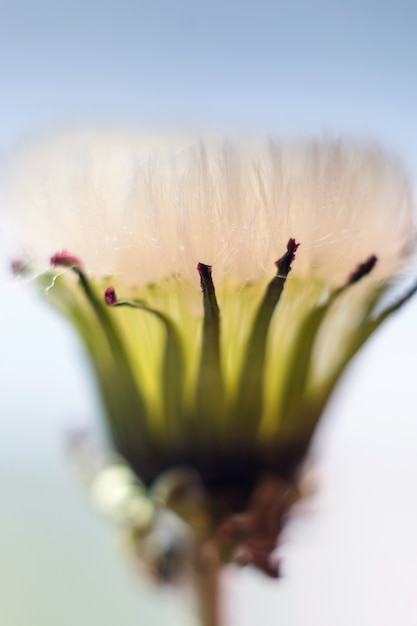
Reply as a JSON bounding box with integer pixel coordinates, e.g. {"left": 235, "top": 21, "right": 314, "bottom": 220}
{"left": 197, "top": 262, "right": 212, "bottom": 277}
{"left": 104, "top": 286, "right": 117, "bottom": 306}
{"left": 50, "top": 250, "right": 82, "bottom": 268}
{"left": 275, "top": 238, "right": 300, "bottom": 276}
{"left": 287, "top": 238, "right": 300, "bottom": 255}
{"left": 347, "top": 254, "right": 378, "bottom": 285}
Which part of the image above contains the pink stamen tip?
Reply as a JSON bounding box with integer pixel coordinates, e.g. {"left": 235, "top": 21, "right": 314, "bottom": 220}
{"left": 50, "top": 251, "right": 82, "bottom": 268}
{"left": 104, "top": 286, "right": 117, "bottom": 306}
{"left": 11, "top": 259, "right": 27, "bottom": 275}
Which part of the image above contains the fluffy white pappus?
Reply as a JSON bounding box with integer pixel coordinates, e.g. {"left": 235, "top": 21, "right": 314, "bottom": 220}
{"left": 3, "top": 129, "right": 415, "bottom": 286}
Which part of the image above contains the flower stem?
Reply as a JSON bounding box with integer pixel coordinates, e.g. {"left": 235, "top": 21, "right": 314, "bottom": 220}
{"left": 194, "top": 542, "right": 222, "bottom": 626}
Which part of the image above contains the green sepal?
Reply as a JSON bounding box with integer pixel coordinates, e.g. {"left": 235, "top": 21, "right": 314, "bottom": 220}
{"left": 112, "top": 298, "right": 185, "bottom": 442}
{"left": 234, "top": 263, "right": 290, "bottom": 439}
{"left": 36, "top": 271, "right": 156, "bottom": 470}
{"left": 277, "top": 277, "right": 385, "bottom": 444}
{"left": 312, "top": 279, "right": 417, "bottom": 425}
{"left": 196, "top": 264, "right": 225, "bottom": 434}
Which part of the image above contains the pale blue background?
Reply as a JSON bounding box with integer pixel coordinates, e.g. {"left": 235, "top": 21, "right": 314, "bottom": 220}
{"left": 1, "top": 1, "right": 417, "bottom": 625}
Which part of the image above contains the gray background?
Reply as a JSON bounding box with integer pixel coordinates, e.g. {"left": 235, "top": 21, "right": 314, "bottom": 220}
{"left": 1, "top": 1, "right": 417, "bottom": 624}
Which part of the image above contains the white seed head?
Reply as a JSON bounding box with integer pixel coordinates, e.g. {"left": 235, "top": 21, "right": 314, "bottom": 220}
{"left": 4, "top": 129, "right": 414, "bottom": 286}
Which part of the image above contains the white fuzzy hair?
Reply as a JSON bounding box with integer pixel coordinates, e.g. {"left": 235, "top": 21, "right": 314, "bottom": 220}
{"left": 4, "top": 129, "right": 414, "bottom": 286}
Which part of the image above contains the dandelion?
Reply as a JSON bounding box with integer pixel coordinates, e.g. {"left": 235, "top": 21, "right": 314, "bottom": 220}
{"left": 6, "top": 130, "right": 416, "bottom": 625}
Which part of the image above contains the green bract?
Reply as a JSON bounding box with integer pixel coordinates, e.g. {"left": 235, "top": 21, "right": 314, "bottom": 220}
{"left": 41, "top": 247, "right": 415, "bottom": 487}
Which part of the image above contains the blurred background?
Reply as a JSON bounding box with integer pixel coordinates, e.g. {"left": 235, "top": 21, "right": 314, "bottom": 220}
{"left": 1, "top": 1, "right": 417, "bottom": 624}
